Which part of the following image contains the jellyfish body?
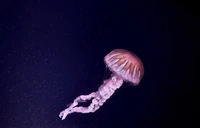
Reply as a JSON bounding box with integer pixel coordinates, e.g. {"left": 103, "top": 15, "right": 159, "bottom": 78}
{"left": 104, "top": 49, "right": 144, "bottom": 85}
{"left": 59, "top": 49, "right": 144, "bottom": 120}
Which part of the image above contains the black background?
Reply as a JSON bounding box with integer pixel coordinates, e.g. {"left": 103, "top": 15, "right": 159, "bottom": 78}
{"left": 0, "top": 0, "right": 196, "bottom": 128}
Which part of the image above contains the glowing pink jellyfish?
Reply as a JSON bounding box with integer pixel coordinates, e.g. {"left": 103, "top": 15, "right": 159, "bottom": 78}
{"left": 59, "top": 49, "right": 144, "bottom": 120}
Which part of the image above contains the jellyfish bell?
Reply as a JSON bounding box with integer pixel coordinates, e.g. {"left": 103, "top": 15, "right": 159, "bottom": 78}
{"left": 104, "top": 49, "right": 144, "bottom": 86}
{"left": 59, "top": 49, "right": 144, "bottom": 120}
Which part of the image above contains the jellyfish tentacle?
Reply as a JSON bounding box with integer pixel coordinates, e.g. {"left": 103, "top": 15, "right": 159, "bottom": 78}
{"left": 59, "top": 92, "right": 98, "bottom": 120}
{"left": 74, "top": 92, "right": 96, "bottom": 103}
{"left": 69, "top": 92, "right": 98, "bottom": 109}
{"left": 59, "top": 75, "right": 123, "bottom": 120}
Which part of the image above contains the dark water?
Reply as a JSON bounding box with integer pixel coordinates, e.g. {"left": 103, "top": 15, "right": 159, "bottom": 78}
{"left": 0, "top": 0, "right": 196, "bottom": 128}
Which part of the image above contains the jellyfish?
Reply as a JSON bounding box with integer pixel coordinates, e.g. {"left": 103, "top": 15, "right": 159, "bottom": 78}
{"left": 59, "top": 49, "right": 144, "bottom": 120}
